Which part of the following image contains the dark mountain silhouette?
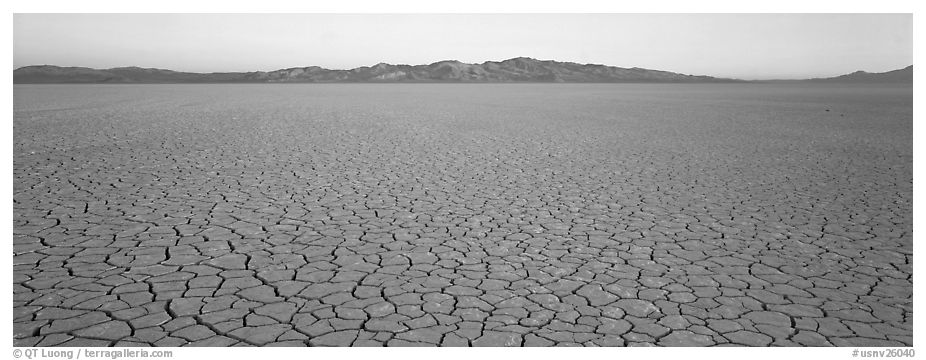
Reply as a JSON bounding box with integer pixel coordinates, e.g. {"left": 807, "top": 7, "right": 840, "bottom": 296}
{"left": 14, "top": 60, "right": 913, "bottom": 84}
{"left": 14, "top": 57, "right": 738, "bottom": 84}
{"left": 807, "top": 65, "right": 912, "bottom": 83}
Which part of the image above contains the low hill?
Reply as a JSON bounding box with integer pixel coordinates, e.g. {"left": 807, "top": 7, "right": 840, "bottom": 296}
{"left": 807, "top": 66, "right": 912, "bottom": 83}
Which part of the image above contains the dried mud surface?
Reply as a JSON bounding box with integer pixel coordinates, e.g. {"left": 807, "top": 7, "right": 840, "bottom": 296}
{"left": 13, "top": 84, "right": 912, "bottom": 347}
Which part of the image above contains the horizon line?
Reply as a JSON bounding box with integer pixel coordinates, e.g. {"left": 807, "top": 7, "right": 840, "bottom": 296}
{"left": 13, "top": 57, "right": 914, "bottom": 82}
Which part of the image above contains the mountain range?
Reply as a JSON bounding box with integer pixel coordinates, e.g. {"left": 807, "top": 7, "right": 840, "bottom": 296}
{"left": 12, "top": 58, "right": 913, "bottom": 84}
{"left": 806, "top": 65, "right": 913, "bottom": 83}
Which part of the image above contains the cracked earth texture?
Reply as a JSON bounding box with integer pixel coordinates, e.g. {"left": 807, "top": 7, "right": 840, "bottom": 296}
{"left": 13, "top": 84, "right": 912, "bottom": 347}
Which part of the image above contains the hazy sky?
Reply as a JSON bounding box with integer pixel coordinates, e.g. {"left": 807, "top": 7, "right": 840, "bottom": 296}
{"left": 13, "top": 13, "right": 913, "bottom": 80}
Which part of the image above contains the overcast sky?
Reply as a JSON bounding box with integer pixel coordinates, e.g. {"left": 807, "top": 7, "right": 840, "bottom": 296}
{"left": 13, "top": 13, "right": 912, "bottom": 80}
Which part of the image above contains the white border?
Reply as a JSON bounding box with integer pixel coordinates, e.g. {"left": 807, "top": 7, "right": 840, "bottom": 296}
{"left": 4, "top": 1, "right": 920, "bottom": 360}
{"left": 5, "top": 0, "right": 921, "bottom": 13}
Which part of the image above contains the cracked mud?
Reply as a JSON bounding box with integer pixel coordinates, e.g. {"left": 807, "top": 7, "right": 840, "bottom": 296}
{"left": 13, "top": 84, "right": 912, "bottom": 347}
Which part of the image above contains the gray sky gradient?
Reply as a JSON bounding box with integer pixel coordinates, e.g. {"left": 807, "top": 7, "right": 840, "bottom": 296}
{"left": 13, "top": 13, "right": 913, "bottom": 80}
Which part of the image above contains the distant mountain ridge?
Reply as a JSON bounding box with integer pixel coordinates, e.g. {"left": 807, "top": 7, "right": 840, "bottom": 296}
{"left": 13, "top": 59, "right": 912, "bottom": 84}
{"left": 806, "top": 65, "right": 913, "bottom": 83}
{"left": 14, "top": 57, "right": 737, "bottom": 84}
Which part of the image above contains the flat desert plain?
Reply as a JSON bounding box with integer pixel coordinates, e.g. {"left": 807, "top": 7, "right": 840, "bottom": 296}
{"left": 13, "top": 84, "right": 912, "bottom": 347}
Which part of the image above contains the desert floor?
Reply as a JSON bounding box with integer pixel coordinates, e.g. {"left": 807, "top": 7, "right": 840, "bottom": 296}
{"left": 13, "top": 83, "right": 912, "bottom": 347}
